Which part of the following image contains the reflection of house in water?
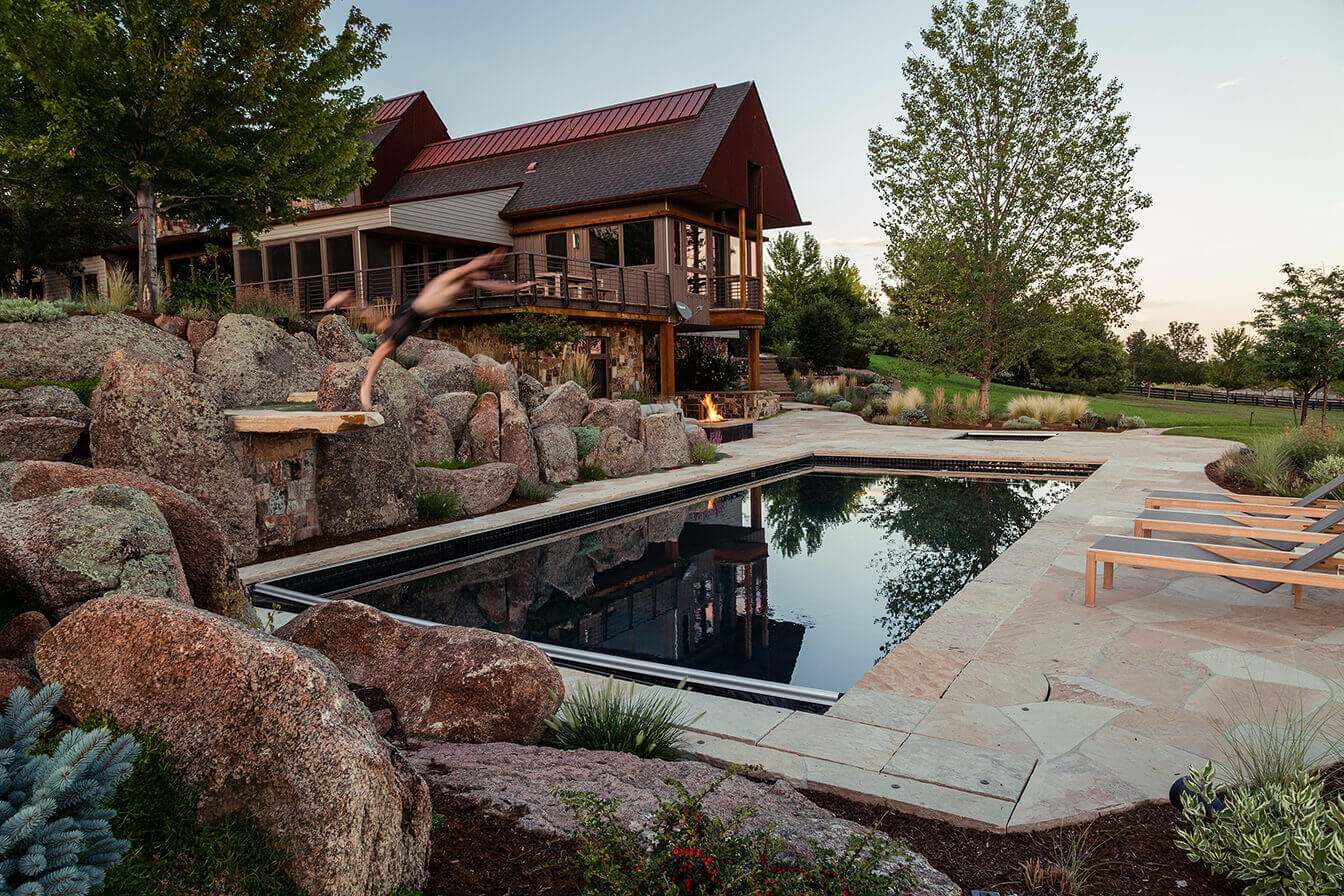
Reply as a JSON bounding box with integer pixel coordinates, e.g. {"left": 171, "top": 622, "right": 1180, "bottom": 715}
{"left": 359, "top": 486, "right": 805, "bottom": 684}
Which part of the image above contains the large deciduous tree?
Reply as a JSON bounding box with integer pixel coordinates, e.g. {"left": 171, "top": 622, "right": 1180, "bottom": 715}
{"left": 869, "top": 0, "right": 1150, "bottom": 414}
{"left": 0, "top": 0, "right": 389, "bottom": 313}
{"left": 1252, "top": 264, "right": 1344, "bottom": 425}
{"left": 1206, "top": 326, "right": 1254, "bottom": 392}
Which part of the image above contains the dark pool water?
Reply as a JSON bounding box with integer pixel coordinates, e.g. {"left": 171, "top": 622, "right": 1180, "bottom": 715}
{"left": 344, "top": 473, "right": 1076, "bottom": 693}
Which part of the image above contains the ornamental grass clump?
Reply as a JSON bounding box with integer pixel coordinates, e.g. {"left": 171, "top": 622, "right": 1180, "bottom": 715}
{"left": 885, "top": 386, "right": 925, "bottom": 417}
{"left": 416, "top": 489, "right": 460, "bottom": 522}
{"left": 557, "top": 773, "right": 917, "bottom": 896}
{"left": 544, "top": 678, "right": 702, "bottom": 761}
{"left": 1218, "top": 427, "right": 1344, "bottom": 498}
{"left": 0, "top": 683, "right": 140, "bottom": 895}
{"left": 1004, "top": 393, "right": 1090, "bottom": 425}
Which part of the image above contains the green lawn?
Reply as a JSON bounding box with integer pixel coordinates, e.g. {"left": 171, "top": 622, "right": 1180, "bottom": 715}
{"left": 867, "top": 355, "right": 1344, "bottom": 444}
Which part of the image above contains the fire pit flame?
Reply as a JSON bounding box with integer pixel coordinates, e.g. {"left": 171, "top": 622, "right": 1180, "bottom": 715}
{"left": 701, "top": 394, "right": 724, "bottom": 422}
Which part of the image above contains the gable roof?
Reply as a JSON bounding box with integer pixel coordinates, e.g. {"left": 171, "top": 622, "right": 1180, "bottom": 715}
{"left": 384, "top": 82, "right": 803, "bottom": 228}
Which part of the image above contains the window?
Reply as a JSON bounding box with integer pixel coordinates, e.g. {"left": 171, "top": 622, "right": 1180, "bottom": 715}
{"left": 295, "top": 240, "right": 323, "bottom": 311}
{"left": 237, "top": 249, "right": 262, "bottom": 285}
{"left": 622, "top": 220, "right": 655, "bottom": 266}
{"left": 684, "top": 223, "right": 706, "bottom": 296}
{"left": 589, "top": 225, "right": 619, "bottom": 264}
{"left": 545, "top": 232, "right": 567, "bottom": 273}
{"left": 265, "top": 244, "right": 293, "bottom": 294}
{"left": 326, "top": 235, "right": 355, "bottom": 292}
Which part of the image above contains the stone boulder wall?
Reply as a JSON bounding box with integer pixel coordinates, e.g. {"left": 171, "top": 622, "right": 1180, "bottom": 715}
{"left": 595, "top": 426, "right": 652, "bottom": 478}
{"left": 0, "top": 661, "right": 37, "bottom": 699}
{"left": 532, "top": 424, "right": 578, "bottom": 484}
{"left": 3, "top": 461, "right": 246, "bottom": 618}
{"left": 0, "top": 484, "right": 190, "bottom": 619}
{"left": 316, "top": 313, "right": 371, "bottom": 363}
{"left": 397, "top": 335, "right": 457, "bottom": 362}
{"left": 412, "top": 349, "right": 475, "bottom": 396}
{"left": 409, "top": 400, "right": 454, "bottom": 466}
{"left": 90, "top": 351, "right": 259, "bottom": 563}
{"left": 471, "top": 355, "right": 518, "bottom": 394}
{"left": 154, "top": 314, "right": 188, "bottom": 339}
{"left": 498, "top": 390, "right": 539, "bottom": 484}
{"left": 315, "top": 364, "right": 417, "bottom": 538}
{"left": 415, "top": 462, "right": 517, "bottom": 517}
{"left": 467, "top": 392, "right": 501, "bottom": 463}
{"left": 276, "top": 600, "right": 563, "bottom": 744}
{"left": 0, "top": 311, "right": 195, "bottom": 381}
{"left": 640, "top": 411, "right": 691, "bottom": 469}
{"left": 35, "top": 596, "right": 432, "bottom": 896}
{"left": 0, "top": 385, "right": 93, "bottom": 425}
{"left": 195, "top": 313, "right": 327, "bottom": 406}
{"left": 530, "top": 380, "right": 590, "bottom": 428}
{"left": 582, "top": 398, "right": 642, "bottom": 439}
{"left": 0, "top": 611, "right": 50, "bottom": 660}
{"left": 332, "top": 358, "right": 425, "bottom": 427}
{"left": 518, "top": 374, "right": 545, "bottom": 414}
{"left": 400, "top": 742, "right": 959, "bottom": 896}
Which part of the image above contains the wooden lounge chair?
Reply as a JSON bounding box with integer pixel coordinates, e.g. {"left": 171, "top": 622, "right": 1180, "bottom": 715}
{"left": 1084, "top": 531, "right": 1344, "bottom": 609}
{"left": 1133, "top": 505, "right": 1344, "bottom": 551}
{"left": 1145, "top": 472, "right": 1344, "bottom": 518}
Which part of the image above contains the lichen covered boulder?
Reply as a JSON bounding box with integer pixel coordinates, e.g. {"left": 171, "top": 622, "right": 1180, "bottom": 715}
{"left": 499, "top": 390, "right": 539, "bottom": 483}
{"left": 195, "top": 313, "right": 327, "bottom": 406}
{"left": 518, "top": 373, "right": 546, "bottom": 413}
{"left": 595, "top": 426, "right": 651, "bottom": 477}
{"left": 0, "top": 417, "right": 86, "bottom": 461}
{"left": 582, "top": 398, "right": 642, "bottom": 439}
{"left": 467, "top": 392, "right": 501, "bottom": 463}
{"left": 532, "top": 423, "right": 578, "bottom": 484}
{"left": 0, "top": 311, "right": 195, "bottom": 381}
{"left": 413, "top": 349, "right": 475, "bottom": 395}
{"left": 317, "top": 313, "right": 371, "bottom": 363}
{"left": 531, "top": 380, "right": 590, "bottom": 428}
{"left": 276, "top": 599, "right": 564, "bottom": 744}
{"left": 0, "top": 611, "right": 50, "bottom": 660}
{"left": 640, "top": 411, "right": 690, "bottom": 469}
{"left": 90, "top": 351, "right": 259, "bottom": 563}
{"left": 415, "top": 462, "right": 517, "bottom": 516}
{"left": 35, "top": 595, "right": 432, "bottom": 896}
{"left": 0, "top": 484, "right": 190, "bottom": 619}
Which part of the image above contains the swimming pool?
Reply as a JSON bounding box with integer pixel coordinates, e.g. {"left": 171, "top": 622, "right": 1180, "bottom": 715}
{"left": 262, "top": 470, "right": 1076, "bottom": 698}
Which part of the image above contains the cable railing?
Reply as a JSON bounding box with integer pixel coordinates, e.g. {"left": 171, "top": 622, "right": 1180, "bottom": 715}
{"left": 236, "top": 251, "right": 672, "bottom": 317}
{"left": 707, "top": 274, "right": 763, "bottom": 310}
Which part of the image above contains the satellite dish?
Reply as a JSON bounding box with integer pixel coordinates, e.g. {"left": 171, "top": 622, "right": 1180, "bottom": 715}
{"left": 674, "top": 302, "right": 693, "bottom": 322}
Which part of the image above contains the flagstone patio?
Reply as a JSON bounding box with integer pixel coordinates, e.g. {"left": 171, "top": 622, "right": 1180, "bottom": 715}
{"left": 241, "top": 411, "right": 1344, "bottom": 832}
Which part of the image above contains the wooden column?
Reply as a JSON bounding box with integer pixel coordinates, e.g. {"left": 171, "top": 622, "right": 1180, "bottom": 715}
{"left": 737, "top": 207, "right": 747, "bottom": 309}
{"left": 750, "top": 486, "right": 762, "bottom": 528}
{"left": 747, "top": 328, "right": 760, "bottom": 390}
{"left": 755, "top": 211, "right": 764, "bottom": 308}
{"left": 659, "top": 322, "right": 676, "bottom": 398}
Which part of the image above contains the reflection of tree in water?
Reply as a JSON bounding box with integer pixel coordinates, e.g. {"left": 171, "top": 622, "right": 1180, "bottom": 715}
{"left": 859, "top": 477, "right": 1075, "bottom": 654}
{"left": 763, "top": 474, "right": 874, "bottom": 557}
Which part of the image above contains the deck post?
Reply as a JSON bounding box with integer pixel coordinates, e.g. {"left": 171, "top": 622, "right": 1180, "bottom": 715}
{"left": 1293, "top": 583, "right": 1304, "bottom": 608}
{"left": 1085, "top": 553, "right": 1097, "bottom": 607}
{"left": 738, "top": 207, "right": 747, "bottom": 309}
{"left": 659, "top": 322, "right": 675, "bottom": 398}
{"left": 755, "top": 211, "right": 765, "bottom": 309}
{"left": 747, "top": 329, "right": 760, "bottom": 390}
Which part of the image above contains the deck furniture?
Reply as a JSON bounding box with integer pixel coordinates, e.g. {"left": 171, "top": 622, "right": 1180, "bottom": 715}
{"left": 1084, "top": 531, "right": 1344, "bottom": 609}
{"left": 1145, "top": 472, "right": 1344, "bottom": 517}
{"left": 1133, "top": 505, "right": 1344, "bottom": 551}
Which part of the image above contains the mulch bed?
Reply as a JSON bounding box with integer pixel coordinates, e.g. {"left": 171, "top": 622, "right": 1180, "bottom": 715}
{"left": 1203, "top": 459, "right": 1275, "bottom": 498}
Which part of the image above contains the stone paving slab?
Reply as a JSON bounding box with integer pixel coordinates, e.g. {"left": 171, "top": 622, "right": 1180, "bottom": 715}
{"left": 243, "top": 410, "right": 1344, "bottom": 832}
{"left": 882, "top": 733, "right": 1036, "bottom": 801}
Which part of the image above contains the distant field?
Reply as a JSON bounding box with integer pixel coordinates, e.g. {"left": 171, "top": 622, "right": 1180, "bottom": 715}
{"left": 866, "top": 355, "right": 1344, "bottom": 444}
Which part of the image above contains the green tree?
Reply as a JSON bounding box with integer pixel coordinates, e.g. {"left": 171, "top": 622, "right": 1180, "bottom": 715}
{"left": 762, "top": 232, "right": 823, "bottom": 350}
{"left": 1008, "top": 303, "right": 1128, "bottom": 394}
{"left": 0, "top": 0, "right": 389, "bottom": 313}
{"left": 0, "top": 196, "right": 126, "bottom": 296}
{"left": 1252, "top": 264, "right": 1344, "bottom": 425}
{"left": 1206, "top": 326, "right": 1254, "bottom": 392}
{"left": 1165, "top": 320, "right": 1207, "bottom": 383}
{"left": 1134, "top": 337, "right": 1180, "bottom": 385}
{"left": 1125, "top": 330, "right": 1149, "bottom": 379}
{"left": 869, "top": 0, "right": 1150, "bottom": 415}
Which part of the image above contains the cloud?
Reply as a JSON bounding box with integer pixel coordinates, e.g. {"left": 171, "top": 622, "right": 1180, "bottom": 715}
{"left": 1216, "top": 78, "right": 1244, "bottom": 89}
{"left": 818, "top": 237, "right": 887, "bottom": 248}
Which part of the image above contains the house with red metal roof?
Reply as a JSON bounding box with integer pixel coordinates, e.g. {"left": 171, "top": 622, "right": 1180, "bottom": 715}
{"left": 68, "top": 82, "right": 804, "bottom": 396}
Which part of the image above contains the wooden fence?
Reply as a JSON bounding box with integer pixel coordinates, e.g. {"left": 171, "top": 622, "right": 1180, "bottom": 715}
{"left": 1121, "top": 385, "right": 1344, "bottom": 413}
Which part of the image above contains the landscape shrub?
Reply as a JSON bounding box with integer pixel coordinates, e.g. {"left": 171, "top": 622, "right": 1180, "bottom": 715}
{"left": 1, "top": 684, "right": 139, "bottom": 895}
{"left": 0, "top": 377, "right": 99, "bottom": 405}
{"left": 793, "top": 389, "right": 814, "bottom": 404}
{"left": 884, "top": 386, "right": 925, "bottom": 417}
{"left": 415, "top": 459, "right": 481, "bottom": 470}
{"left": 1117, "top": 415, "right": 1146, "bottom": 430}
{"left": 0, "top": 295, "right": 66, "bottom": 322}
{"left": 858, "top": 402, "right": 877, "bottom": 419}
{"left": 830, "top": 400, "right": 853, "bottom": 412}
{"left": 572, "top": 425, "right": 600, "bottom": 458}
{"left": 561, "top": 349, "right": 596, "bottom": 396}
{"left": 871, "top": 413, "right": 899, "bottom": 426}
{"left": 1305, "top": 455, "right": 1344, "bottom": 498}
{"left": 231, "top": 287, "right": 294, "bottom": 321}
{"left": 946, "top": 391, "right": 982, "bottom": 426}
{"left": 544, "top": 678, "right": 701, "bottom": 760}
{"left": 1079, "top": 410, "right": 1101, "bottom": 431}
{"left": 473, "top": 365, "right": 509, "bottom": 396}
{"left": 416, "top": 489, "right": 461, "bottom": 522}
{"left": 514, "top": 480, "right": 555, "bottom": 502}
{"left": 82, "top": 266, "right": 136, "bottom": 315}
{"left": 1017, "top": 830, "right": 1104, "bottom": 896}
{"left": 900, "top": 408, "right": 928, "bottom": 425}
{"left": 674, "top": 336, "right": 741, "bottom": 392}
{"left": 578, "top": 463, "right": 607, "bottom": 482}
{"left": 925, "top": 386, "right": 947, "bottom": 425}
{"left": 1004, "top": 416, "right": 1043, "bottom": 430}
{"left": 1004, "top": 393, "right": 1092, "bottom": 425}
{"left": 558, "top": 772, "right": 916, "bottom": 896}
{"left": 164, "top": 269, "right": 233, "bottom": 318}
{"left": 823, "top": 393, "right": 847, "bottom": 407}
{"left": 1176, "top": 763, "right": 1344, "bottom": 896}
{"left": 1219, "top": 427, "right": 1344, "bottom": 497}
{"left": 355, "top": 331, "right": 378, "bottom": 352}
{"left": 689, "top": 437, "right": 719, "bottom": 465}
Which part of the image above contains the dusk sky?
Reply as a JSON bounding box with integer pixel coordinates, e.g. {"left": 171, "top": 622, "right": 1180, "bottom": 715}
{"left": 329, "top": 0, "right": 1343, "bottom": 337}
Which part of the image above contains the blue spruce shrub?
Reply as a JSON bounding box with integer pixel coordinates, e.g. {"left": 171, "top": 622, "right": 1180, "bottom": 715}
{"left": 900, "top": 408, "right": 929, "bottom": 425}
{"left": 0, "top": 683, "right": 139, "bottom": 895}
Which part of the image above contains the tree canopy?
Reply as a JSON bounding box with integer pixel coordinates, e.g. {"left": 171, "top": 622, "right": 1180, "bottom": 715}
{"left": 869, "top": 0, "right": 1150, "bottom": 413}
{"left": 763, "top": 231, "right": 878, "bottom": 370}
{"left": 1251, "top": 264, "right": 1344, "bottom": 425}
{"left": 0, "top": 0, "right": 389, "bottom": 312}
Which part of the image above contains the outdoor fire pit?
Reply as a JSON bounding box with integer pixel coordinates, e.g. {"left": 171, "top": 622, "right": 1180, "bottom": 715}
{"left": 685, "top": 393, "right": 755, "bottom": 443}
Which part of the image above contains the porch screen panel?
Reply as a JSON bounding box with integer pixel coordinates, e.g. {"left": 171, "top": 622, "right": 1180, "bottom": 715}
{"left": 365, "top": 236, "right": 394, "bottom": 310}
{"left": 237, "top": 249, "right": 262, "bottom": 286}
{"left": 325, "top": 235, "right": 355, "bottom": 295}
{"left": 265, "top": 244, "right": 294, "bottom": 300}
{"left": 295, "top": 239, "right": 323, "bottom": 312}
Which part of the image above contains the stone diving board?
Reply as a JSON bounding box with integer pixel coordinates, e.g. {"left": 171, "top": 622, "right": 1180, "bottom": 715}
{"left": 224, "top": 407, "right": 384, "bottom": 434}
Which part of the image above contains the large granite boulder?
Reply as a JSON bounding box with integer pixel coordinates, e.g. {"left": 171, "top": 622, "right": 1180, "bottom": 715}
{"left": 276, "top": 600, "right": 563, "bottom": 744}
{"left": 0, "top": 385, "right": 93, "bottom": 425}
{"left": 413, "top": 349, "right": 475, "bottom": 396}
{"left": 582, "top": 398, "right": 642, "bottom": 439}
{"left": 415, "top": 462, "right": 517, "bottom": 517}
{"left": 400, "top": 742, "right": 959, "bottom": 896}
{"left": 0, "top": 611, "right": 50, "bottom": 660}
{"left": 0, "top": 661, "right": 37, "bottom": 700}
{"left": 410, "top": 400, "right": 455, "bottom": 466}
{"left": 333, "top": 358, "right": 425, "bottom": 427}
{"left": 0, "top": 311, "right": 194, "bottom": 381}
{"left": 0, "top": 484, "right": 190, "bottom": 619}
{"left": 3, "top": 461, "right": 246, "bottom": 619}
{"left": 154, "top": 314, "right": 188, "bottom": 338}
{"left": 315, "top": 363, "right": 417, "bottom": 538}
{"left": 433, "top": 391, "right": 477, "bottom": 444}
{"left": 0, "top": 417, "right": 86, "bottom": 461}
{"left": 316, "top": 313, "right": 371, "bottom": 363}
{"left": 530, "top": 381, "right": 590, "bottom": 428}
{"left": 90, "top": 351, "right": 258, "bottom": 563}
{"left": 499, "top": 390, "right": 539, "bottom": 484}
{"left": 640, "top": 411, "right": 691, "bottom": 469}
{"left": 195, "top": 313, "right": 326, "bottom": 406}
{"left": 595, "top": 426, "right": 651, "bottom": 477}
{"left": 186, "top": 318, "right": 217, "bottom": 354}
{"left": 532, "top": 424, "right": 578, "bottom": 484}
{"left": 397, "top": 335, "right": 456, "bottom": 363}
{"left": 468, "top": 392, "right": 501, "bottom": 463}
{"left": 35, "top": 596, "right": 432, "bottom": 896}
{"left": 518, "top": 374, "right": 546, "bottom": 414}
